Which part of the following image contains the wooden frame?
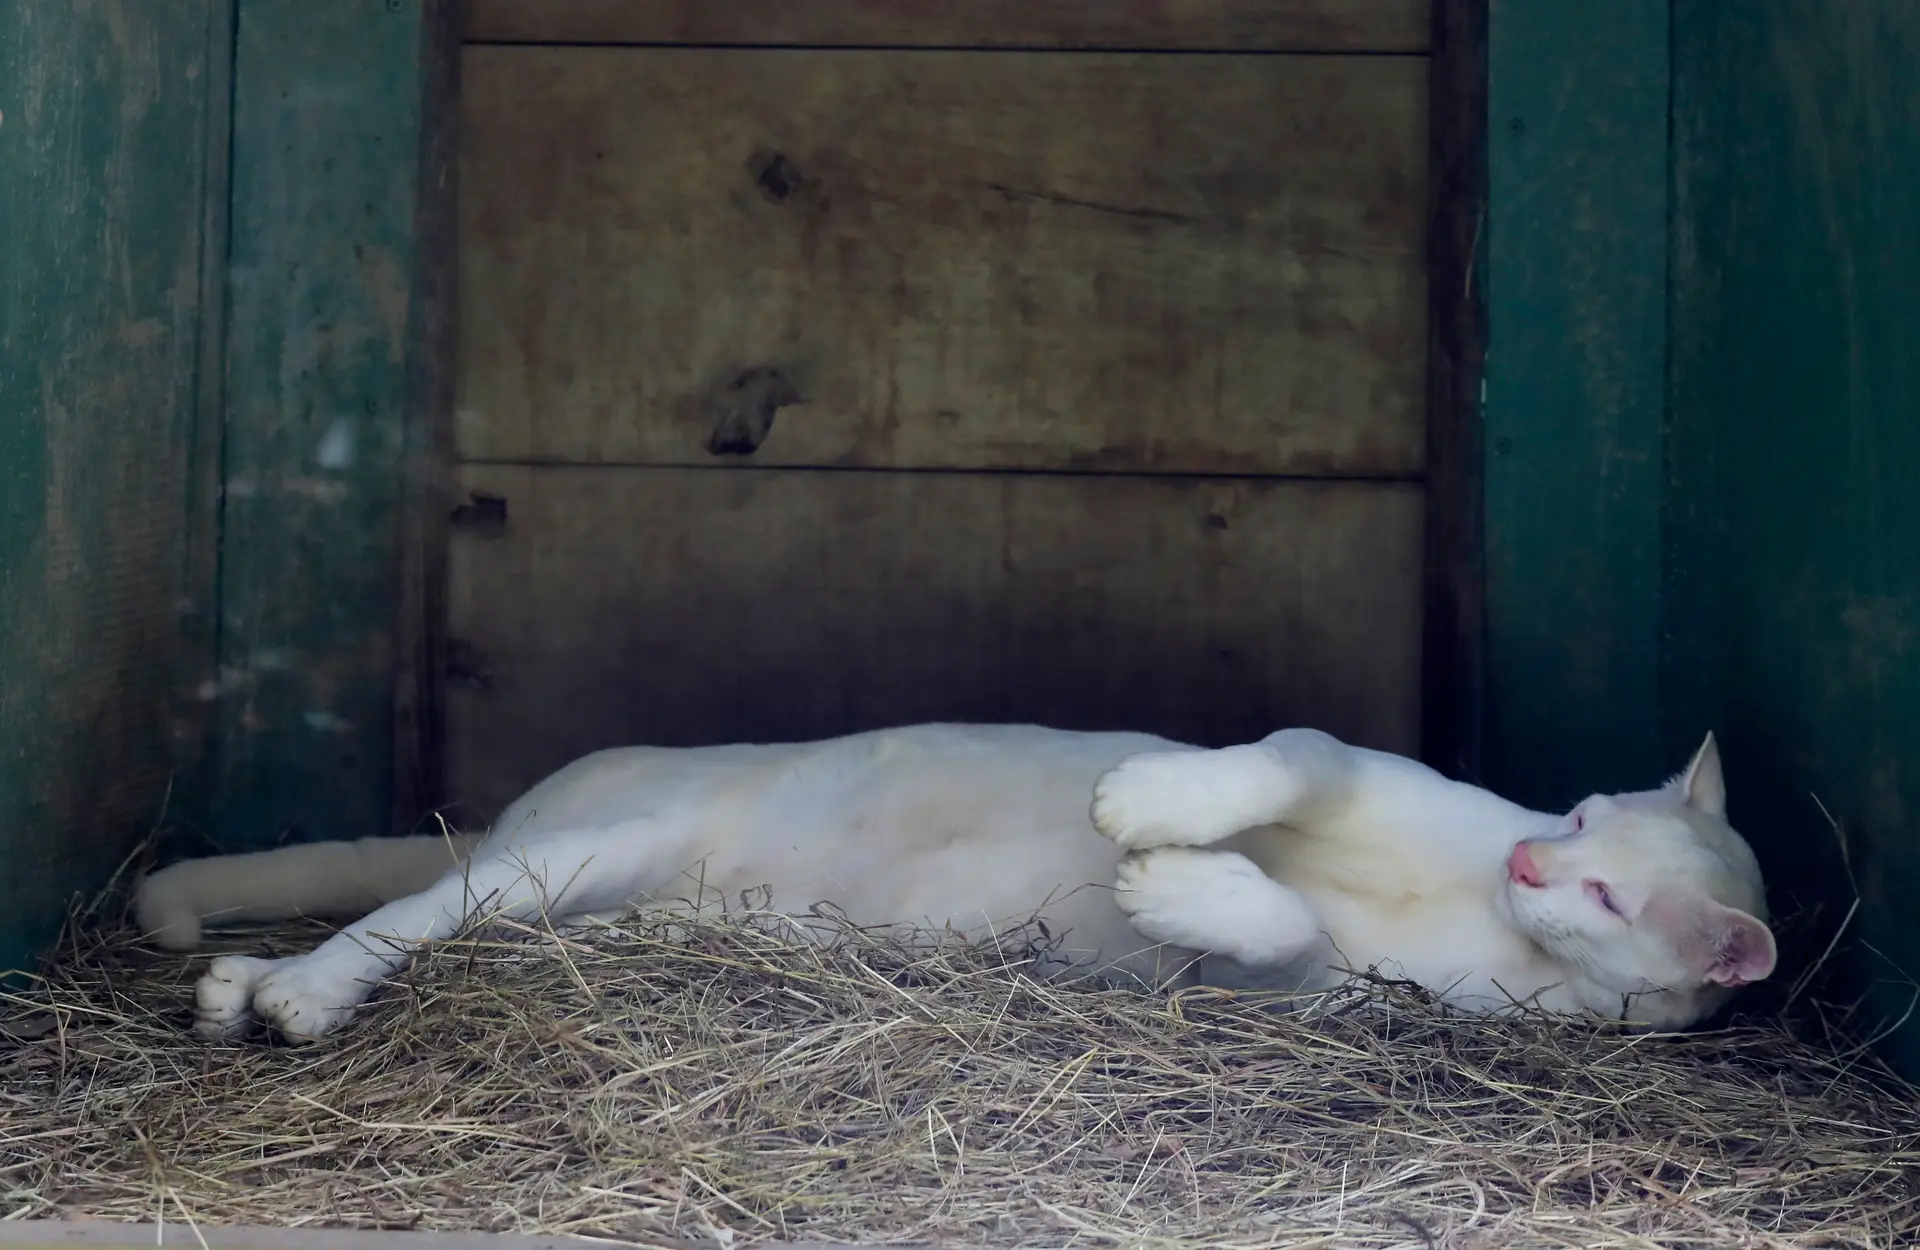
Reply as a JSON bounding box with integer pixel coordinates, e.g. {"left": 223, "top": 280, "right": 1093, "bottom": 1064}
{"left": 391, "top": 0, "right": 464, "bottom": 834}
{"left": 461, "top": 0, "right": 1433, "bottom": 52}
{"left": 1420, "top": 0, "right": 1490, "bottom": 783}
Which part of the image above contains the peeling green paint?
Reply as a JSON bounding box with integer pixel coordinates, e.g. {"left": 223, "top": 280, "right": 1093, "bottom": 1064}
{"left": 0, "top": 0, "right": 226, "bottom": 975}
{"left": 207, "top": 0, "right": 432, "bottom": 850}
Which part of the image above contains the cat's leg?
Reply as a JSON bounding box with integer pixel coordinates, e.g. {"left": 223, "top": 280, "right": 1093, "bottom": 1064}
{"left": 1112, "top": 847, "right": 1323, "bottom": 968}
{"left": 197, "top": 824, "right": 683, "bottom": 1043}
{"left": 1092, "top": 727, "right": 1355, "bottom": 850}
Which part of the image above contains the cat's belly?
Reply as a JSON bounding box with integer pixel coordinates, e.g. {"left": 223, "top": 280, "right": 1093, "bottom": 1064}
{"left": 550, "top": 723, "right": 1192, "bottom": 982}
{"left": 686, "top": 828, "right": 1176, "bottom": 986}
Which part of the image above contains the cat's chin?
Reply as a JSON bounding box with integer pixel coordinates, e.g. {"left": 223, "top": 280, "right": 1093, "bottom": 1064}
{"left": 1492, "top": 872, "right": 1534, "bottom": 931}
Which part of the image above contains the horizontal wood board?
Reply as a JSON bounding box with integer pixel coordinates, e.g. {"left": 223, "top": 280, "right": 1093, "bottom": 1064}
{"left": 445, "top": 467, "right": 1423, "bottom": 820}
{"left": 464, "top": 0, "right": 1432, "bottom": 53}
{"left": 457, "top": 47, "right": 1429, "bottom": 476}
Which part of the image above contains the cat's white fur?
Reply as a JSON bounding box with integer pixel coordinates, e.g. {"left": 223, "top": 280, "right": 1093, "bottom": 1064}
{"left": 134, "top": 724, "right": 1775, "bottom": 1043}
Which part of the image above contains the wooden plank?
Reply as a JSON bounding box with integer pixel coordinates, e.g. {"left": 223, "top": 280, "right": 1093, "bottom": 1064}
{"left": 457, "top": 48, "right": 1429, "bottom": 477}
{"left": 1419, "top": 0, "right": 1487, "bottom": 781}
{"left": 1482, "top": 0, "right": 1667, "bottom": 809}
{"left": 210, "top": 1, "right": 440, "bottom": 849}
{"left": 444, "top": 466, "right": 1424, "bottom": 821}
{"left": 465, "top": 0, "right": 1433, "bottom": 54}
{"left": 0, "top": 2, "right": 221, "bottom": 974}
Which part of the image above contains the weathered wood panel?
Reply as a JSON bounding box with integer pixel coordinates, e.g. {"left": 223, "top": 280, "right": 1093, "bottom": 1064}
{"left": 0, "top": 1, "right": 221, "bottom": 973}
{"left": 211, "top": 1, "right": 447, "bottom": 848}
{"left": 445, "top": 466, "right": 1423, "bottom": 820}
{"left": 458, "top": 48, "right": 1429, "bottom": 476}
{"left": 465, "top": 0, "right": 1432, "bottom": 53}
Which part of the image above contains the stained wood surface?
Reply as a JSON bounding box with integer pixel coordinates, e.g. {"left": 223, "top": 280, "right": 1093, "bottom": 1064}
{"left": 464, "top": 0, "right": 1432, "bottom": 53}
{"left": 444, "top": 466, "right": 1423, "bottom": 820}
{"left": 457, "top": 47, "right": 1429, "bottom": 476}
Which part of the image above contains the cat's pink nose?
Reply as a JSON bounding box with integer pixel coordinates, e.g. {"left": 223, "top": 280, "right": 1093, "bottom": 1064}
{"left": 1507, "top": 842, "right": 1546, "bottom": 888}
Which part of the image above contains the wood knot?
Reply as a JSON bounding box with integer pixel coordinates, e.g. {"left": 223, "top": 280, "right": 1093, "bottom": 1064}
{"left": 707, "top": 367, "right": 804, "bottom": 456}
{"left": 749, "top": 148, "right": 806, "bottom": 203}
{"left": 449, "top": 491, "right": 508, "bottom": 536}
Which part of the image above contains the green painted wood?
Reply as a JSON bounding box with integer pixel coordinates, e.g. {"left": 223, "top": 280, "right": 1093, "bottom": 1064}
{"left": 0, "top": 1, "right": 224, "bottom": 974}
{"left": 1482, "top": 0, "right": 1669, "bottom": 810}
{"left": 209, "top": 0, "right": 439, "bottom": 850}
{"left": 1667, "top": 0, "right": 1920, "bottom": 1077}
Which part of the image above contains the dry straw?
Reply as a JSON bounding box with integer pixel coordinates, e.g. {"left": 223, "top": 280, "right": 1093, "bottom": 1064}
{"left": 3, "top": 895, "right": 1918, "bottom": 1250}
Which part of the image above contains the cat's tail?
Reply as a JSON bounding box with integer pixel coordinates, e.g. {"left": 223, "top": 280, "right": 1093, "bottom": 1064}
{"left": 133, "top": 832, "right": 487, "bottom": 951}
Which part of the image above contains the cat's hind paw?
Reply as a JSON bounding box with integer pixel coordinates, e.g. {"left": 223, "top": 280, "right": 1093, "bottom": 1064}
{"left": 251, "top": 957, "right": 369, "bottom": 1044}
{"left": 193, "top": 954, "right": 277, "bottom": 1041}
{"left": 192, "top": 952, "right": 369, "bottom": 1044}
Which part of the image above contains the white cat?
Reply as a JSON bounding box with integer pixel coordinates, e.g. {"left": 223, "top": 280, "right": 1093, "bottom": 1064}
{"left": 134, "top": 724, "right": 1775, "bottom": 1043}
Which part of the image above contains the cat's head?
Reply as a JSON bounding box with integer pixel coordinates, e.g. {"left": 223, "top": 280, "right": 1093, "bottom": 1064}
{"left": 1500, "top": 733, "right": 1774, "bottom": 1028}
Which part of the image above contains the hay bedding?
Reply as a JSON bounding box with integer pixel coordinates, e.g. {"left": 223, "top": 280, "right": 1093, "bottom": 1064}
{"left": 3, "top": 905, "right": 1918, "bottom": 1250}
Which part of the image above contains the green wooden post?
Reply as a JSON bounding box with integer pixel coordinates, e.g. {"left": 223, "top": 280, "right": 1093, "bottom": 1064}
{"left": 0, "top": 1, "right": 227, "bottom": 974}
{"left": 1668, "top": 0, "right": 1920, "bottom": 1076}
{"left": 208, "top": 0, "right": 452, "bottom": 850}
{"left": 1483, "top": 0, "right": 1670, "bottom": 810}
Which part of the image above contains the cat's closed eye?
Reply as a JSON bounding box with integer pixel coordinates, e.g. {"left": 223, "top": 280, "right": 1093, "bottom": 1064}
{"left": 1584, "top": 879, "right": 1624, "bottom": 917}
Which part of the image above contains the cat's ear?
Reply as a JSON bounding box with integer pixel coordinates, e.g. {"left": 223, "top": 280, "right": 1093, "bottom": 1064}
{"left": 1671, "top": 732, "right": 1727, "bottom": 818}
{"left": 1646, "top": 891, "right": 1776, "bottom": 988}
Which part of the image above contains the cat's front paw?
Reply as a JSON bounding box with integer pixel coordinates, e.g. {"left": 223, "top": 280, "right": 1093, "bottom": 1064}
{"left": 1093, "top": 746, "right": 1284, "bottom": 849}
{"left": 1092, "top": 750, "right": 1220, "bottom": 849}
{"left": 1113, "top": 847, "right": 1262, "bottom": 945}
{"left": 1113, "top": 848, "right": 1320, "bottom": 967}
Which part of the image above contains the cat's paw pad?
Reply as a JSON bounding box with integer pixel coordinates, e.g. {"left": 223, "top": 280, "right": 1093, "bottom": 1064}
{"left": 1093, "top": 748, "right": 1274, "bottom": 849}
{"left": 193, "top": 954, "right": 277, "bottom": 1041}
{"left": 252, "top": 958, "right": 369, "bottom": 1044}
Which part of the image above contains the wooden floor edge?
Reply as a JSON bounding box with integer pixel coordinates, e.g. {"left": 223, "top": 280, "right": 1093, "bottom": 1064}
{"left": 0, "top": 1220, "right": 949, "bottom": 1250}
